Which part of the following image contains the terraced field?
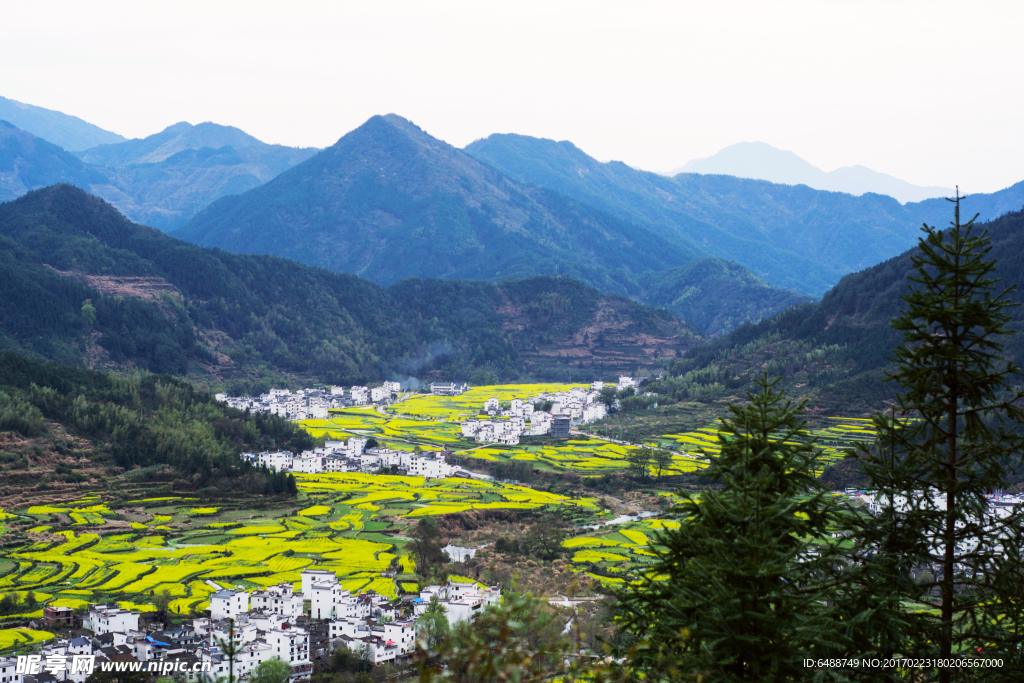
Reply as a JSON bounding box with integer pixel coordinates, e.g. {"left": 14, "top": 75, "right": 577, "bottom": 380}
{"left": 0, "top": 473, "right": 605, "bottom": 633}
{"left": 299, "top": 386, "right": 877, "bottom": 478}
{"left": 0, "top": 382, "right": 879, "bottom": 652}
{"left": 558, "top": 518, "right": 682, "bottom": 587}
{"left": 647, "top": 416, "right": 878, "bottom": 476}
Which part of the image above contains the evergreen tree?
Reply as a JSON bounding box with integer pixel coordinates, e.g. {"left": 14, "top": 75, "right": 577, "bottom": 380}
{"left": 844, "top": 193, "right": 1024, "bottom": 682}
{"left": 612, "top": 374, "right": 847, "bottom": 681}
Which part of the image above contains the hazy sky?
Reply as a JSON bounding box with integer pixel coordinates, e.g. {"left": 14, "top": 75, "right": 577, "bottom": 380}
{"left": 3, "top": 0, "right": 1023, "bottom": 192}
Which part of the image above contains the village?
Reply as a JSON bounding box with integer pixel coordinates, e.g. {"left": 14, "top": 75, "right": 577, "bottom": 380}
{"left": 2, "top": 570, "right": 500, "bottom": 683}
{"left": 222, "top": 378, "right": 637, "bottom": 476}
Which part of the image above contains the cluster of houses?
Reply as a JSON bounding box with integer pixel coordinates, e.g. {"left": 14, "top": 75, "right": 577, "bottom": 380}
{"left": 843, "top": 488, "right": 1024, "bottom": 559}
{"left": 215, "top": 382, "right": 403, "bottom": 421}
{"left": 458, "top": 379, "right": 627, "bottom": 446}
{"left": 5, "top": 570, "right": 500, "bottom": 683}
{"left": 227, "top": 377, "right": 643, "bottom": 472}
{"left": 240, "top": 439, "right": 461, "bottom": 479}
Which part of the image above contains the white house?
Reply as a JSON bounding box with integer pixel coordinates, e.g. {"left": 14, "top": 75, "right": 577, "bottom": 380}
{"left": 266, "top": 624, "right": 311, "bottom": 681}
{"left": 210, "top": 589, "right": 250, "bottom": 620}
{"left": 87, "top": 604, "right": 140, "bottom": 636}
{"left": 0, "top": 657, "right": 22, "bottom": 683}
{"left": 381, "top": 621, "right": 417, "bottom": 656}
{"left": 406, "top": 453, "right": 455, "bottom": 479}
{"left": 301, "top": 568, "right": 336, "bottom": 596}
{"left": 416, "top": 579, "right": 501, "bottom": 625}
{"left": 258, "top": 451, "right": 293, "bottom": 472}
{"left": 291, "top": 454, "right": 323, "bottom": 474}
{"left": 310, "top": 581, "right": 348, "bottom": 620}
{"left": 250, "top": 583, "right": 303, "bottom": 617}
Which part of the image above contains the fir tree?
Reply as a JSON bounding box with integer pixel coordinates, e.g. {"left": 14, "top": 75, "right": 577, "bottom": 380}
{"left": 612, "top": 374, "right": 847, "bottom": 681}
{"left": 845, "top": 192, "right": 1024, "bottom": 681}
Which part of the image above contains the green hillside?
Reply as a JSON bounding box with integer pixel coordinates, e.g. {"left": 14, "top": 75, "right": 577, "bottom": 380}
{"left": 0, "top": 351, "right": 309, "bottom": 493}
{"left": 0, "top": 185, "right": 699, "bottom": 388}
{"left": 656, "top": 208, "right": 1024, "bottom": 416}
{"left": 638, "top": 256, "right": 812, "bottom": 336}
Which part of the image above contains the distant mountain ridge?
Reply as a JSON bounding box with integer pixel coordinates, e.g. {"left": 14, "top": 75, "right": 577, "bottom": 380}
{"left": 673, "top": 141, "right": 953, "bottom": 204}
{"left": 0, "top": 96, "right": 125, "bottom": 151}
{"left": 671, "top": 207, "right": 1024, "bottom": 419}
{"left": 0, "top": 121, "right": 108, "bottom": 202}
{"left": 465, "top": 133, "right": 1024, "bottom": 295}
{"left": 8, "top": 101, "right": 1024, "bottom": 338}
{"left": 79, "top": 121, "right": 319, "bottom": 231}
{"left": 76, "top": 121, "right": 314, "bottom": 167}
{"left": 0, "top": 118, "right": 318, "bottom": 232}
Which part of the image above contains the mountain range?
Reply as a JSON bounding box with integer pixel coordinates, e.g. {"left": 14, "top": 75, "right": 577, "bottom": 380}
{"left": 0, "top": 117, "right": 815, "bottom": 338}
{"left": 464, "top": 132, "right": 1024, "bottom": 296}
{"left": 177, "top": 114, "right": 699, "bottom": 296}
{"left": 0, "top": 184, "right": 698, "bottom": 388}
{"left": 672, "top": 141, "right": 953, "bottom": 204}
{"left": 0, "top": 116, "right": 318, "bottom": 231}
{"left": 5, "top": 98, "right": 1024, "bottom": 340}
{"left": 77, "top": 121, "right": 319, "bottom": 231}
{"left": 0, "top": 95, "right": 125, "bottom": 151}
{"left": 668, "top": 206, "right": 1024, "bottom": 419}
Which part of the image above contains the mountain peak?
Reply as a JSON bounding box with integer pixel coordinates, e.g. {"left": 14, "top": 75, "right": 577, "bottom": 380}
{"left": 178, "top": 115, "right": 693, "bottom": 293}
{"left": 341, "top": 114, "right": 449, "bottom": 154}
{"left": 78, "top": 120, "right": 277, "bottom": 167}
{"left": 672, "top": 141, "right": 952, "bottom": 204}
{"left": 0, "top": 123, "right": 108, "bottom": 202}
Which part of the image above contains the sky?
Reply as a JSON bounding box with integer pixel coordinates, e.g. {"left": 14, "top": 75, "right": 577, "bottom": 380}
{"left": 3, "top": 0, "right": 1023, "bottom": 193}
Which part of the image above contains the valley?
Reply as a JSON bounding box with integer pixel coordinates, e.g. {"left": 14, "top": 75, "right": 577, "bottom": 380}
{"left": 1, "top": 87, "right": 1023, "bottom": 679}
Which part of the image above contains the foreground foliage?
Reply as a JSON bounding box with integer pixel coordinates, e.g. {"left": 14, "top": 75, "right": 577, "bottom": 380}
{"left": 837, "top": 197, "right": 1024, "bottom": 681}
{"left": 613, "top": 375, "right": 846, "bottom": 681}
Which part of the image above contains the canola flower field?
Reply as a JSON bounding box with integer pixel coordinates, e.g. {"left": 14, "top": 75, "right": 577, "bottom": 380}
{"left": 650, "top": 416, "right": 877, "bottom": 476}
{"left": 0, "top": 383, "right": 877, "bottom": 650}
{"left": 0, "top": 472, "right": 606, "bottom": 636}
{"left": 300, "top": 385, "right": 876, "bottom": 477}
{"left": 300, "top": 384, "right": 707, "bottom": 475}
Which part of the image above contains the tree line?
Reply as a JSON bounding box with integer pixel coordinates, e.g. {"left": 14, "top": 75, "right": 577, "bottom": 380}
{"left": 0, "top": 351, "right": 308, "bottom": 493}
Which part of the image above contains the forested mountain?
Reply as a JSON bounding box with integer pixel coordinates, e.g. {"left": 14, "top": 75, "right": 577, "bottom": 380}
{"left": 0, "top": 185, "right": 699, "bottom": 388}
{"left": 465, "top": 133, "right": 1024, "bottom": 295}
{"left": 0, "top": 121, "right": 108, "bottom": 201}
{"left": 658, "top": 208, "right": 1024, "bottom": 415}
{"left": 673, "top": 141, "right": 952, "bottom": 203}
{"left": 638, "top": 257, "right": 812, "bottom": 337}
{"left": 177, "top": 115, "right": 697, "bottom": 297}
{"left": 77, "top": 122, "right": 319, "bottom": 231}
{"left": 0, "top": 351, "right": 309, "bottom": 496}
{"left": 0, "top": 95, "right": 125, "bottom": 151}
